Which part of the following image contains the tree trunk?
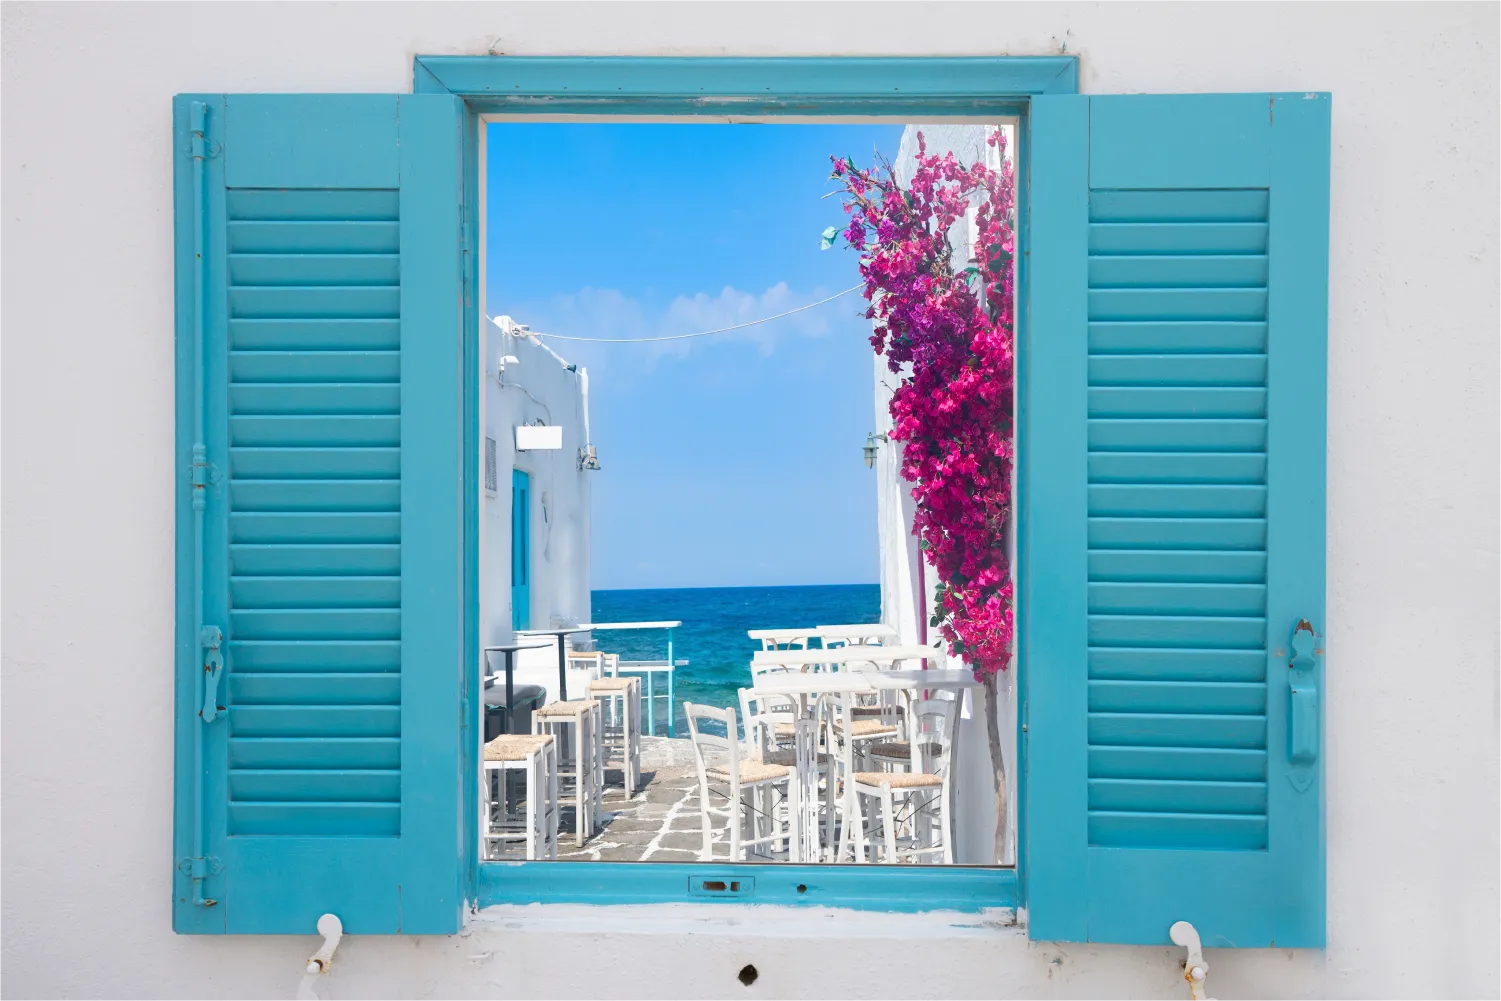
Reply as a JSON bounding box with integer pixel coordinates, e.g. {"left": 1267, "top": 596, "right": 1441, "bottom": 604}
{"left": 982, "top": 672, "right": 1008, "bottom": 865}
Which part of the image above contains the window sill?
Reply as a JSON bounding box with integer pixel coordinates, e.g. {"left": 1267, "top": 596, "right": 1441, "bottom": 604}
{"left": 477, "top": 861, "right": 1017, "bottom": 914}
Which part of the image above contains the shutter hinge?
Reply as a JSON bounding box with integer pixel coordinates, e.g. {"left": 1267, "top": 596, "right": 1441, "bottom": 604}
{"left": 188, "top": 101, "right": 221, "bottom": 160}
{"left": 179, "top": 855, "right": 223, "bottom": 907}
{"left": 200, "top": 625, "right": 226, "bottom": 723}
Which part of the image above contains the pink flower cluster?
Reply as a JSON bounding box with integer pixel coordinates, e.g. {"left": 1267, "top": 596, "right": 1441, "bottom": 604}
{"left": 831, "top": 132, "right": 1016, "bottom": 678}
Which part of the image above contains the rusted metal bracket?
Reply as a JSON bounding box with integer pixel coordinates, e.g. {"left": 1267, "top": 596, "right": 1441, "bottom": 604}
{"left": 1170, "top": 921, "right": 1210, "bottom": 1000}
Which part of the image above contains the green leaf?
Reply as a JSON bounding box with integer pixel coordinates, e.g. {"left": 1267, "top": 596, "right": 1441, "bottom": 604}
{"left": 820, "top": 225, "right": 839, "bottom": 251}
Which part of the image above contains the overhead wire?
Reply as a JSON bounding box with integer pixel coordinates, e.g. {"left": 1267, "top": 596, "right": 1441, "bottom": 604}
{"left": 485, "top": 283, "right": 864, "bottom": 344}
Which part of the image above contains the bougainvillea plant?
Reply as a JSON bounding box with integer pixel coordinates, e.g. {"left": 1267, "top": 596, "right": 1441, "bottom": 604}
{"left": 828, "top": 129, "right": 1017, "bottom": 682}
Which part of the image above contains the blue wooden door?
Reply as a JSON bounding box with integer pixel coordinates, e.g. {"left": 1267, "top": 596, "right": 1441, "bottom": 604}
{"left": 173, "top": 94, "right": 467, "bottom": 934}
{"left": 511, "top": 468, "right": 531, "bottom": 630}
{"left": 1025, "top": 93, "right": 1329, "bottom": 946}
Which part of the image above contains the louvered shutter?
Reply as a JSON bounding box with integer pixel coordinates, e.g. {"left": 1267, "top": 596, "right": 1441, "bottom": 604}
{"left": 1025, "top": 94, "right": 1328, "bottom": 946}
{"left": 173, "top": 95, "right": 466, "bottom": 934}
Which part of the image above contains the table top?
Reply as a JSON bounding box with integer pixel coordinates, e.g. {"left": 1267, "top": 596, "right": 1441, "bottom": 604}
{"left": 516, "top": 626, "right": 594, "bottom": 636}
{"left": 580, "top": 621, "right": 682, "bottom": 631}
{"left": 483, "top": 642, "right": 553, "bottom": 653}
{"left": 750, "top": 645, "right": 943, "bottom": 668}
{"left": 748, "top": 623, "right": 899, "bottom": 641}
{"left": 752, "top": 667, "right": 977, "bottom": 696}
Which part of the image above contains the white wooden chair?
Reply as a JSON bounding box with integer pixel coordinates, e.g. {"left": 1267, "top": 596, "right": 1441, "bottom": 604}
{"left": 683, "top": 702, "right": 799, "bottom": 862}
{"left": 586, "top": 674, "right": 641, "bottom": 797}
{"left": 481, "top": 733, "right": 558, "bottom": 860}
{"left": 819, "top": 692, "right": 903, "bottom": 862}
{"left": 532, "top": 699, "right": 603, "bottom": 846}
{"left": 852, "top": 696, "right": 961, "bottom": 864}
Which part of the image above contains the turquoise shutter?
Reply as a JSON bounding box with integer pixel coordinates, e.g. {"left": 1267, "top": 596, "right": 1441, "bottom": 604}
{"left": 172, "top": 95, "right": 467, "bottom": 933}
{"left": 1025, "top": 93, "right": 1329, "bottom": 946}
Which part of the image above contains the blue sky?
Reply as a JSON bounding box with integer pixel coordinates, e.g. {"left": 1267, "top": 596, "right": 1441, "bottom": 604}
{"left": 486, "top": 123, "right": 904, "bottom": 591}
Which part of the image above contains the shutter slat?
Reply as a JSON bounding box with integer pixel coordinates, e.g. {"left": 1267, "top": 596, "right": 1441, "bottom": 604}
{"left": 1088, "top": 712, "right": 1266, "bottom": 748}
{"left": 1088, "top": 222, "right": 1267, "bottom": 255}
{"left": 1089, "top": 614, "right": 1266, "bottom": 648}
{"left": 1088, "top": 189, "right": 1269, "bottom": 222}
{"left": 230, "top": 254, "right": 400, "bottom": 286}
{"left": 1089, "top": 517, "right": 1266, "bottom": 550}
{"left": 230, "top": 608, "right": 401, "bottom": 640}
{"left": 1089, "top": 484, "right": 1267, "bottom": 517}
{"left": 229, "top": 673, "right": 400, "bottom": 704}
{"left": 1089, "top": 647, "right": 1265, "bottom": 682}
{"left": 1089, "top": 387, "right": 1266, "bottom": 418}
{"left": 1088, "top": 745, "right": 1268, "bottom": 782}
{"left": 1088, "top": 812, "right": 1267, "bottom": 850}
{"left": 228, "top": 220, "right": 400, "bottom": 254}
{"left": 229, "top": 705, "right": 400, "bottom": 737}
{"left": 1089, "top": 778, "right": 1267, "bottom": 814}
{"left": 228, "top": 640, "right": 401, "bottom": 672}
{"left": 1089, "top": 418, "right": 1266, "bottom": 451}
{"left": 226, "top": 188, "right": 399, "bottom": 220}
{"left": 230, "top": 384, "right": 401, "bottom": 415}
{"left": 1088, "top": 550, "right": 1267, "bottom": 584}
{"left": 229, "top": 286, "right": 401, "bottom": 319}
{"left": 1089, "top": 321, "right": 1267, "bottom": 354}
{"left": 1088, "top": 288, "right": 1268, "bottom": 322}
{"left": 1089, "top": 354, "right": 1267, "bottom": 386}
{"left": 1089, "top": 582, "right": 1266, "bottom": 616}
{"left": 1088, "top": 680, "right": 1266, "bottom": 714}
{"left": 228, "top": 737, "right": 401, "bottom": 770}
{"left": 230, "top": 512, "right": 400, "bottom": 544}
{"left": 229, "top": 576, "right": 401, "bottom": 609}
{"left": 230, "top": 415, "right": 400, "bottom": 447}
{"left": 229, "top": 544, "right": 401, "bottom": 577}
{"left": 1088, "top": 452, "right": 1266, "bottom": 484}
{"left": 229, "top": 770, "right": 401, "bottom": 802}
{"left": 1090, "top": 255, "right": 1267, "bottom": 288}
{"left": 229, "top": 803, "right": 400, "bottom": 837}
{"left": 230, "top": 351, "right": 400, "bottom": 382}
{"left": 230, "top": 447, "right": 400, "bottom": 480}
{"left": 229, "top": 319, "right": 401, "bottom": 351}
{"left": 230, "top": 479, "right": 400, "bottom": 512}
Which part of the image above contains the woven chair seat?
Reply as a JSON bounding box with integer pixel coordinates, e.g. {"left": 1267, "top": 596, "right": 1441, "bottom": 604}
{"left": 586, "top": 676, "right": 638, "bottom": 692}
{"left": 764, "top": 749, "right": 828, "bottom": 768}
{"left": 708, "top": 759, "right": 791, "bottom": 784}
{"left": 853, "top": 770, "right": 943, "bottom": 789}
{"left": 837, "top": 719, "right": 900, "bottom": 738}
{"left": 535, "top": 698, "right": 601, "bottom": 717}
{"left": 483, "top": 733, "right": 554, "bottom": 761}
{"left": 869, "top": 740, "right": 944, "bottom": 761}
{"left": 851, "top": 705, "right": 905, "bottom": 718}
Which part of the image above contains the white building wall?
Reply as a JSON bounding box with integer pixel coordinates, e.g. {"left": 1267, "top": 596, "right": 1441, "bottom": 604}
{"left": 481, "top": 320, "right": 593, "bottom": 693}
{"left": 2, "top": 4, "right": 1496, "bottom": 999}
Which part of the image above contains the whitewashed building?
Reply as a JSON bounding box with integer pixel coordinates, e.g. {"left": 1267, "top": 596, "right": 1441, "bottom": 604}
{"left": 2, "top": 5, "right": 1496, "bottom": 1000}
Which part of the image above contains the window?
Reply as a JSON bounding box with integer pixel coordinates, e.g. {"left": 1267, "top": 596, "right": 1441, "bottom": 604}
{"left": 173, "top": 62, "right": 1327, "bottom": 946}
{"left": 484, "top": 436, "right": 498, "bottom": 495}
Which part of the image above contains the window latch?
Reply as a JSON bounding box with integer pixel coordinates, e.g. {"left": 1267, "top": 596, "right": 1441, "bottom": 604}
{"left": 200, "top": 625, "right": 225, "bottom": 723}
{"left": 1287, "top": 619, "right": 1320, "bottom": 792}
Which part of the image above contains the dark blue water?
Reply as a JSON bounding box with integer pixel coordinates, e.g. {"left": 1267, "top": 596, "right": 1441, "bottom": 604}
{"left": 590, "top": 583, "right": 880, "bottom": 732}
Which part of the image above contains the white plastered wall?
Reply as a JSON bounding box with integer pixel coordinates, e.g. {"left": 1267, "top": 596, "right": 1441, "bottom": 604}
{"left": 480, "top": 319, "right": 593, "bottom": 694}
{"left": 2, "top": 3, "right": 1496, "bottom": 998}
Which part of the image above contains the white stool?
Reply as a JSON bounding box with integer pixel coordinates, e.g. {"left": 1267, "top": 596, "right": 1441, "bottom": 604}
{"left": 586, "top": 675, "right": 642, "bottom": 797}
{"left": 533, "top": 699, "right": 604, "bottom": 846}
{"left": 481, "top": 733, "right": 558, "bottom": 860}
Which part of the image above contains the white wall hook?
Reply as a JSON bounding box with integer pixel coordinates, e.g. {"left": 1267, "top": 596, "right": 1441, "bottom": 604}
{"left": 1169, "top": 920, "right": 1210, "bottom": 1000}
{"left": 305, "top": 913, "right": 343, "bottom": 975}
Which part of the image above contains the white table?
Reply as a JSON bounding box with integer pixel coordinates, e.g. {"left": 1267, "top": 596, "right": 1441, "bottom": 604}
{"left": 751, "top": 645, "right": 943, "bottom": 672}
{"left": 748, "top": 623, "right": 899, "bottom": 649}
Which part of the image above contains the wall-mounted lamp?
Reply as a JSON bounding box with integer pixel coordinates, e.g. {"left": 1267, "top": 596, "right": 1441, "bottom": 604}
{"left": 863, "top": 432, "right": 889, "bottom": 469}
{"left": 578, "top": 445, "right": 601, "bottom": 471}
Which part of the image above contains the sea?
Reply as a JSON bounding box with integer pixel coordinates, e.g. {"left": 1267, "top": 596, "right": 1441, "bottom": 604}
{"left": 589, "top": 583, "right": 880, "bottom": 734}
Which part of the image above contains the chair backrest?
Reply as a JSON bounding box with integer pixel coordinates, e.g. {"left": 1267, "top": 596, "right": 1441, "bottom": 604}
{"left": 683, "top": 701, "right": 739, "bottom": 787}
{"left": 907, "top": 696, "right": 962, "bottom": 776}
{"left": 738, "top": 687, "right": 796, "bottom": 762}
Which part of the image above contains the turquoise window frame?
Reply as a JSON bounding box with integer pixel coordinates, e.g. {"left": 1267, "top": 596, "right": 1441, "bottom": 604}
{"left": 415, "top": 54, "right": 1078, "bottom": 914}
